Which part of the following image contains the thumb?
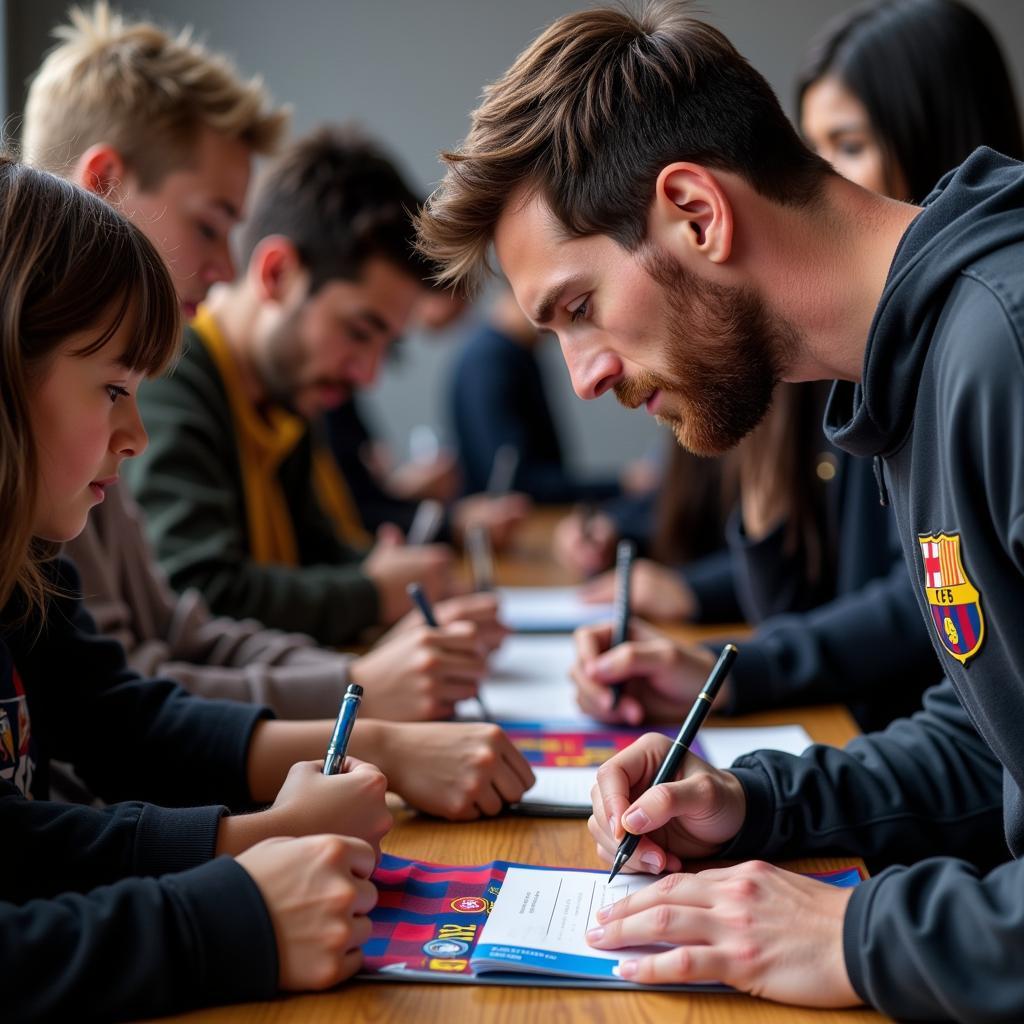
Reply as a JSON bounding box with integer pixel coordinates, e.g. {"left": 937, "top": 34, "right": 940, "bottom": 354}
{"left": 622, "top": 776, "right": 714, "bottom": 834}
{"left": 343, "top": 755, "right": 384, "bottom": 777}
{"left": 376, "top": 522, "right": 404, "bottom": 548}
{"left": 590, "top": 641, "right": 665, "bottom": 683}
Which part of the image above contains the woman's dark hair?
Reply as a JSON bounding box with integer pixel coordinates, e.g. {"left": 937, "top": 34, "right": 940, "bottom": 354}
{"left": 735, "top": 1, "right": 1023, "bottom": 596}
{"left": 0, "top": 154, "right": 180, "bottom": 615}
{"left": 797, "top": 0, "right": 1023, "bottom": 202}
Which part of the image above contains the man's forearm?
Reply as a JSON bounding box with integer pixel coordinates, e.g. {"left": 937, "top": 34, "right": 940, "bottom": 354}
{"left": 245, "top": 719, "right": 389, "bottom": 803}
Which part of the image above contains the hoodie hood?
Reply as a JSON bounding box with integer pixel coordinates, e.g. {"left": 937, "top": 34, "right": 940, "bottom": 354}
{"left": 825, "top": 148, "right": 1024, "bottom": 458}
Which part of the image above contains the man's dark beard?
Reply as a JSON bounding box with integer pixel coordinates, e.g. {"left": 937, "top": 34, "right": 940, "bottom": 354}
{"left": 258, "top": 306, "right": 307, "bottom": 414}
{"left": 614, "top": 247, "right": 796, "bottom": 456}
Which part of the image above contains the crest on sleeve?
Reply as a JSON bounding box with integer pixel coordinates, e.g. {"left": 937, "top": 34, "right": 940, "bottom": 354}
{"left": 918, "top": 533, "right": 985, "bottom": 665}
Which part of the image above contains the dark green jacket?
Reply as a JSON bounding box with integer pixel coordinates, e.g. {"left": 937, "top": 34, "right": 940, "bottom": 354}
{"left": 125, "top": 325, "right": 379, "bottom": 646}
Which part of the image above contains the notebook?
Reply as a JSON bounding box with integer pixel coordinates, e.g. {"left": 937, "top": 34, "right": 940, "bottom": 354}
{"left": 362, "top": 854, "right": 864, "bottom": 989}
{"left": 507, "top": 724, "right": 813, "bottom": 815}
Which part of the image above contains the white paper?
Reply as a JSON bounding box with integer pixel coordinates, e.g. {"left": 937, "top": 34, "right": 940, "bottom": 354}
{"left": 458, "top": 635, "right": 585, "bottom": 723}
{"left": 697, "top": 724, "right": 812, "bottom": 766}
{"left": 498, "top": 586, "right": 613, "bottom": 633}
{"left": 515, "top": 767, "right": 597, "bottom": 812}
{"left": 472, "top": 866, "right": 660, "bottom": 978}
{"left": 516, "top": 725, "right": 814, "bottom": 811}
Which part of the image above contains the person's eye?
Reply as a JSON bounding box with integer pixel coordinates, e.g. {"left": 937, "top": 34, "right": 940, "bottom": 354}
{"left": 197, "top": 221, "right": 219, "bottom": 242}
{"left": 837, "top": 140, "right": 867, "bottom": 158}
{"left": 106, "top": 385, "right": 131, "bottom": 404}
{"left": 340, "top": 319, "right": 372, "bottom": 343}
{"left": 569, "top": 297, "right": 590, "bottom": 324}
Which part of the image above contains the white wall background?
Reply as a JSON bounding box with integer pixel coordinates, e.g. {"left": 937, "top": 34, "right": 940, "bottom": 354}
{"left": 4, "top": 0, "right": 1023, "bottom": 471}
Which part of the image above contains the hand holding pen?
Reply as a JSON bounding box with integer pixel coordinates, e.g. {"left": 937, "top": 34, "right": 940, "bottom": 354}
{"left": 587, "top": 645, "right": 747, "bottom": 878}
{"left": 408, "top": 582, "right": 492, "bottom": 721}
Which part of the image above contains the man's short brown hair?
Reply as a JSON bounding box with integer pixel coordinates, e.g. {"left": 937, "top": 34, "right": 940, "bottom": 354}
{"left": 239, "top": 124, "right": 432, "bottom": 295}
{"left": 22, "top": 2, "right": 289, "bottom": 188}
{"left": 416, "top": 1, "right": 831, "bottom": 292}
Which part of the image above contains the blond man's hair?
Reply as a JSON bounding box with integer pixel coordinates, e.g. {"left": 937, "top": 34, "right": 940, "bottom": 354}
{"left": 22, "top": 2, "right": 289, "bottom": 188}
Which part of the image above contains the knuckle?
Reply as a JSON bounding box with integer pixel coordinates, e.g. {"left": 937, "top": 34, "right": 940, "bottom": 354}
{"left": 323, "top": 887, "right": 355, "bottom": 918}
{"left": 323, "top": 922, "right": 353, "bottom": 953}
{"left": 732, "top": 941, "right": 761, "bottom": 969}
{"left": 317, "top": 834, "right": 347, "bottom": 863}
{"left": 641, "top": 733, "right": 667, "bottom": 752}
{"left": 729, "top": 877, "right": 759, "bottom": 901}
{"left": 471, "top": 745, "right": 497, "bottom": 769}
{"left": 670, "top": 946, "right": 691, "bottom": 977}
{"left": 652, "top": 903, "right": 675, "bottom": 939}
{"left": 656, "top": 872, "right": 683, "bottom": 897}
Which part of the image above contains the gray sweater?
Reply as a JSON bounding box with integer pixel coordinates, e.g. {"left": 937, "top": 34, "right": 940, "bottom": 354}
{"left": 65, "top": 484, "right": 350, "bottom": 720}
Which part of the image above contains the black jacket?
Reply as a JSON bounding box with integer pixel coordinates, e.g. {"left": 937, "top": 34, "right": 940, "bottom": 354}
{"left": 721, "top": 449, "right": 940, "bottom": 731}
{"left": 726, "top": 149, "right": 1024, "bottom": 1022}
{"left": 0, "top": 560, "right": 278, "bottom": 1018}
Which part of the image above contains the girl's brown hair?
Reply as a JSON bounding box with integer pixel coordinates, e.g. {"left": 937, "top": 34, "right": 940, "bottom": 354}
{"left": 0, "top": 155, "right": 180, "bottom": 616}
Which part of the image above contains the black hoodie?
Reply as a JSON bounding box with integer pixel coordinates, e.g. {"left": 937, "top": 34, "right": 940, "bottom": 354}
{"left": 723, "top": 149, "right": 1024, "bottom": 1022}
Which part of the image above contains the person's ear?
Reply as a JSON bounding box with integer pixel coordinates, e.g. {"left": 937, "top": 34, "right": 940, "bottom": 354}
{"left": 249, "top": 236, "right": 307, "bottom": 304}
{"left": 651, "top": 163, "right": 733, "bottom": 265}
{"left": 71, "top": 143, "right": 128, "bottom": 199}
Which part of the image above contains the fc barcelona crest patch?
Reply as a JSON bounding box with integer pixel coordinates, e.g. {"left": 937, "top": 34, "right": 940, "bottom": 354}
{"left": 918, "top": 533, "right": 985, "bottom": 665}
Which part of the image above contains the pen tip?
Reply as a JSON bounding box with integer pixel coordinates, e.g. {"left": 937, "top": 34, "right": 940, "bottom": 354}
{"left": 607, "top": 854, "right": 624, "bottom": 885}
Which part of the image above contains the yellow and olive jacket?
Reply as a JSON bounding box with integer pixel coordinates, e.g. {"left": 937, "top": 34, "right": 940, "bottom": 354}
{"left": 124, "top": 311, "right": 379, "bottom": 647}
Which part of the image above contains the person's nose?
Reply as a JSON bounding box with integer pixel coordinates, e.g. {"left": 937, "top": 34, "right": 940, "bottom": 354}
{"left": 205, "top": 239, "right": 236, "bottom": 288}
{"left": 113, "top": 398, "right": 148, "bottom": 459}
{"left": 348, "top": 341, "right": 387, "bottom": 389}
{"left": 559, "top": 336, "right": 624, "bottom": 400}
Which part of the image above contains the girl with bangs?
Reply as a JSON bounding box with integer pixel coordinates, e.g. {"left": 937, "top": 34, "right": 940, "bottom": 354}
{"left": 0, "top": 156, "right": 388, "bottom": 1019}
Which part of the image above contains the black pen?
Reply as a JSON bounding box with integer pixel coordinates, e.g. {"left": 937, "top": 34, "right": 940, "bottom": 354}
{"left": 323, "top": 682, "right": 364, "bottom": 776}
{"left": 608, "top": 539, "right": 636, "bottom": 710}
{"left": 606, "top": 643, "right": 738, "bottom": 883}
{"left": 407, "top": 582, "right": 491, "bottom": 721}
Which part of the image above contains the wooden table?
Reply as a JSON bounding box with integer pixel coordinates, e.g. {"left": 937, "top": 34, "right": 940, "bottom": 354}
{"left": 155, "top": 510, "right": 889, "bottom": 1023}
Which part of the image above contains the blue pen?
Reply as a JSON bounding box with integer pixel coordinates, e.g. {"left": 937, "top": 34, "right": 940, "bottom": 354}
{"left": 323, "top": 682, "right": 364, "bottom": 776}
{"left": 407, "top": 582, "right": 491, "bottom": 721}
{"left": 407, "top": 581, "right": 439, "bottom": 627}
